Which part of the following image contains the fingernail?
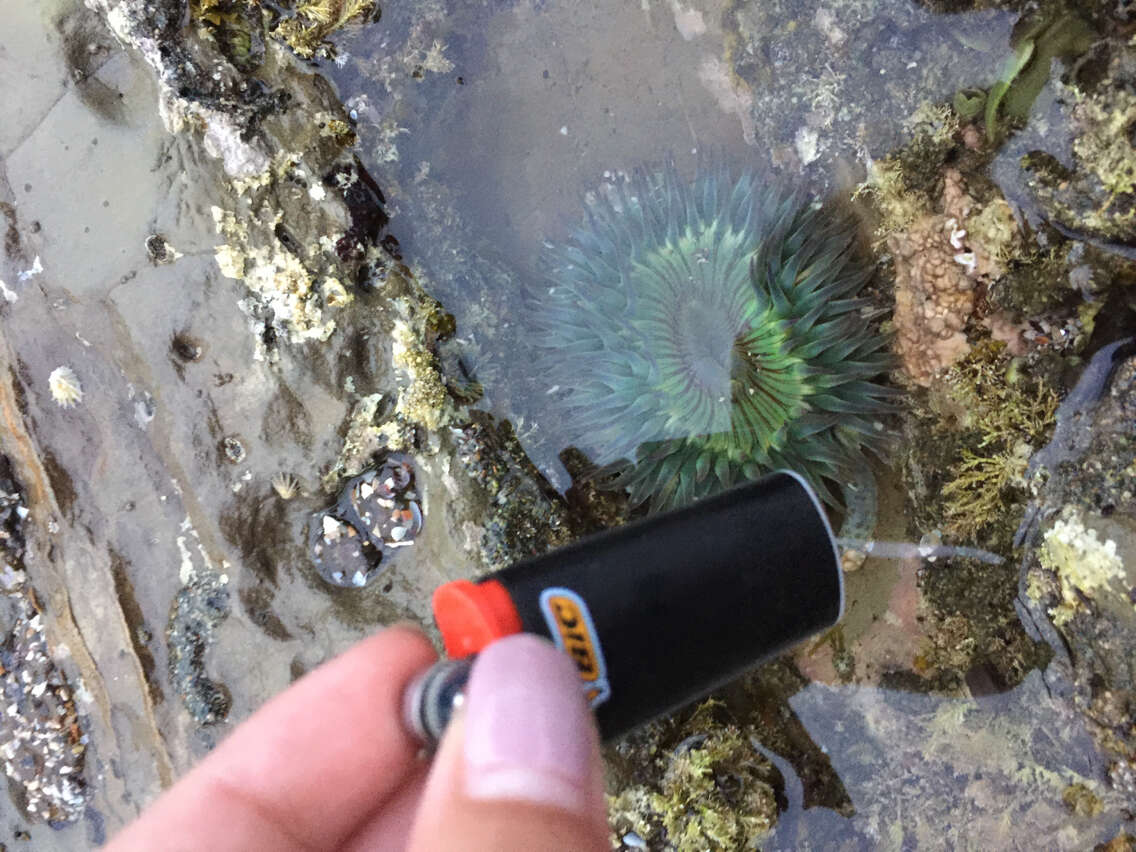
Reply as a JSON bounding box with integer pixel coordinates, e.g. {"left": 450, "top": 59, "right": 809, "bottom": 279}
{"left": 463, "top": 634, "right": 594, "bottom": 814}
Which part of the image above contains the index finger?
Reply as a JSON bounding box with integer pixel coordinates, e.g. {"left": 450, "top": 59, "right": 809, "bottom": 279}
{"left": 109, "top": 624, "right": 438, "bottom": 851}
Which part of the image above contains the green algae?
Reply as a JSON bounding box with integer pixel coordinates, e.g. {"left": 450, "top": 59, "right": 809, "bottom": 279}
{"left": 272, "top": 0, "right": 378, "bottom": 59}
{"left": 953, "top": 88, "right": 987, "bottom": 120}
{"left": 937, "top": 343, "right": 1059, "bottom": 541}
{"left": 607, "top": 702, "right": 780, "bottom": 851}
{"left": 192, "top": 0, "right": 378, "bottom": 62}
{"left": 985, "top": 8, "right": 1095, "bottom": 142}
{"left": 985, "top": 38, "right": 1035, "bottom": 140}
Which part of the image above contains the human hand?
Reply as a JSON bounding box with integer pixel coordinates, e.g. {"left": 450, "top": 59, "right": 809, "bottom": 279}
{"left": 108, "top": 627, "right": 609, "bottom": 851}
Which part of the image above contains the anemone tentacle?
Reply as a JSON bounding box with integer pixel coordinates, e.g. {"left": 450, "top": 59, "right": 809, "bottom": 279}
{"left": 534, "top": 161, "right": 894, "bottom": 511}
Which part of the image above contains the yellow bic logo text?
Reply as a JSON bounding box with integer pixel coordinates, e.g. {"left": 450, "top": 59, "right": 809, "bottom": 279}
{"left": 539, "top": 587, "right": 612, "bottom": 707}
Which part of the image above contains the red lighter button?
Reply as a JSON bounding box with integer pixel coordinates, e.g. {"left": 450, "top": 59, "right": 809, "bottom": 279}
{"left": 432, "top": 579, "right": 523, "bottom": 658}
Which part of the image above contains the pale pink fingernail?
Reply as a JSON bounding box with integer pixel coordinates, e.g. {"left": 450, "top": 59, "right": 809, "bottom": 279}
{"left": 463, "top": 634, "right": 594, "bottom": 814}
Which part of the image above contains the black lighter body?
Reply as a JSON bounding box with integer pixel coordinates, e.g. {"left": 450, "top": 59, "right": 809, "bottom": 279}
{"left": 405, "top": 470, "right": 843, "bottom": 744}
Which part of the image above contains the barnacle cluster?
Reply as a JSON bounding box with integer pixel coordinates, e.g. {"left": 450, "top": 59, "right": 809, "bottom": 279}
{"left": 213, "top": 206, "right": 338, "bottom": 346}
{"left": 391, "top": 320, "right": 451, "bottom": 432}
{"left": 534, "top": 162, "right": 894, "bottom": 509}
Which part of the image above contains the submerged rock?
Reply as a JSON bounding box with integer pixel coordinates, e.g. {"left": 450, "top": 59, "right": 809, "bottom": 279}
{"left": 1020, "top": 46, "right": 1136, "bottom": 253}
{"left": 1018, "top": 341, "right": 1136, "bottom": 797}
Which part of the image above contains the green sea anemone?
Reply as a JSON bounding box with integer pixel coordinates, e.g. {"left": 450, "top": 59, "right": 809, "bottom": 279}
{"left": 534, "top": 161, "right": 895, "bottom": 511}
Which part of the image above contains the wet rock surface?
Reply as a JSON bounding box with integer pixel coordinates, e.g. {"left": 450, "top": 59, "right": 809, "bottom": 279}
{"left": 0, "top": 0, "right": 566, "bottom": 843}
{"left": 1018, "top": 343, "right": 1136, "bottom": 797}
{"left": 1017, "top": 48, "right": 1136, "bottom": 252}
{"left": 1, "top": 0, "right": 1135, "bottom": 845}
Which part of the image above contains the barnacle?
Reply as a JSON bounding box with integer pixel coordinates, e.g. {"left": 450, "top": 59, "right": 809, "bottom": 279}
{"left": 271, "top": 472, "right": 302, "bottom": 500}
{"left": 534, "top": 161, "right": 896, "bottom": 509}
{"left": 321, "top": 277, "right": 351, "bottom": 308}
{"left": 48, "top": 367, "right": 83, "bottom": 409}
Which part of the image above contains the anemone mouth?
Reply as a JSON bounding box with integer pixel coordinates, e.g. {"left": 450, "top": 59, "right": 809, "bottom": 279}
{"left": 727, "top": 313, "right": 810, "bottom": 457}
{"left": 535, "top": 161, "right": 895, "bottom": 511}
{"left": 632, "top": 222, "right": 756, "bottom": 440}
{"left": 674, "top": 301, "right": 734, "bottom": 397}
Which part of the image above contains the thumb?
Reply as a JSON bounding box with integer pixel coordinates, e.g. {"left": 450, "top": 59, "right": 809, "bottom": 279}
{"left": 406, "top": 634, "right": 609, "bottom": 851}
